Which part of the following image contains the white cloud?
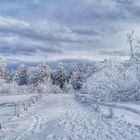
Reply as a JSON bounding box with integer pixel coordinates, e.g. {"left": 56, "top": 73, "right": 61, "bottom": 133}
{"left": 0, "top": 0, "right": 140, "bottom": 62}
{"left": 0, "top": 16, "right": 30, "bottom": 29}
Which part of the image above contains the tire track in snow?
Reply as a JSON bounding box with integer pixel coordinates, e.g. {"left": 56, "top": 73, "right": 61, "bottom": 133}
{"left": 77, "top": 94, "right": 140, "bottom": 116}
{"left": 16, "top": 114, "right": 38, "bottom": 140}
{"left": 16, "top": 113, "right": 44, "bottom": 140}
{"left": 32, "top": 115, "right": 45, "bottom": 133}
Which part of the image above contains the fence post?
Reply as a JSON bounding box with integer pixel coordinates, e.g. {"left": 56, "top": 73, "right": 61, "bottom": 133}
{"left": 27, "top": 99, "right": 31, "bottom": 107}
{"left": 13, "top": 94, "right": 44, "bottom": 117}
{"left": 31, "top": 97, "right": 35, "bottom": 104}
{"left": 108, "top": 107, "right": 113, "bottom": 118}
{"left": 22, "top": 102, "right": 27, "bottom": 111}
{"left": 15, "top": 104, "right": 20, "bottom": 117}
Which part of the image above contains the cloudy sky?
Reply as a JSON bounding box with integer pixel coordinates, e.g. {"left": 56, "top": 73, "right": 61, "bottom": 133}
{"left": 0, "top": 0, "right": 140, "bottom": 63}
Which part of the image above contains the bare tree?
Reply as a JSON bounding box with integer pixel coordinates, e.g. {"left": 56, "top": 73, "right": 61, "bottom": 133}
{"left": 127, "top": 31, "right": 134, "bottom": 58}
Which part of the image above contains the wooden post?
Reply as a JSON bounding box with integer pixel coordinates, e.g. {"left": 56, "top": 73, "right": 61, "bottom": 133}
{"left": 15, "top": 104, "right": 20, "bottom": 117}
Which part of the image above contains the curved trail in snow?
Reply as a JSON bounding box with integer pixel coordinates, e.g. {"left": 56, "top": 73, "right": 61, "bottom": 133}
{"left": 76, "top": 94, "right": 140, "bottom": 116}
{"left": 1, "top": 94, "right": 140, "bottom": 140}
{"left": 16, "top": 114, "right": 39, "bottom": 140}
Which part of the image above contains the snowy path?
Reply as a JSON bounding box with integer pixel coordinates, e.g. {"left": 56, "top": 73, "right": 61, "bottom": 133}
{"left": 1, "top": 94, "right": 140, "bottom": 140}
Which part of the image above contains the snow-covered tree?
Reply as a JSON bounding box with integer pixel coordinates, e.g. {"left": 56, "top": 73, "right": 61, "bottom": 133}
{"left": 127, "top": 31, "right": 134, "bottom": 58}
{"left": 70, "top": 72, "right": 83, "bottom": 90}
{"left": 30, "top": 63, "right": 51, "bottom": 86}
{"left": 127, "top": 31, "right": 140, "bottom": 61}
{"left": 68, "top": 64, "right": 84, "bottom": 90}
{"left": 81, "top": 58, "right": 140, "bottom": 101}
{"left": 69, "top": 64, "right": 79, "bottom": 75}
{"left": 51, "top": 63, "right": 67, "bottom": 89}
{"left": 68, "top": 64, "right": 79, "bottom": 81}
{"left": 14, "top": 64, "right": 28, "bottom": 86}
{"left": 0, "top": 56, "right": 6, "bottom": 80}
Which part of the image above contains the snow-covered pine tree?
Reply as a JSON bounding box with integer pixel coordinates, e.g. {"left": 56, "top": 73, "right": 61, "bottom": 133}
{"left": 69, "top": 64, "right": 79, "bottom": 79}
{"left": 40, "top": 63, "right": 51, "bottom": 82}
{"left": 14, "top": 64, "right": 28, "bottom": 86}
{"left": 30, "top": 63, "right": 51, "bottom": 86}
{"left": 4, "top": 69, "right": 11, "bottom": 83}
{"left": 69, "top": 64, "right": 83, "bottom": 90}
{"left": 70, "top": 71, "right": 83, "bottom": 90}
{"left": 52, "top": 63, "right": 67, "bottom": 89}
{"left": 0, "top": 56, "right": 6, "bottom": 80}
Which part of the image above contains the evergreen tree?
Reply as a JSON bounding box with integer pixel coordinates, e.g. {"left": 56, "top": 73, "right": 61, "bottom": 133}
{"left": 0, "top": 56, "right": 6, "bottom": 80}
{"left": 68, "top": 64, "right": 83, "bottom": 90}
{"left": 52, "top": 63, "right": 67, "bottom": 89}
{"left": 70, "top": 72, "right": 83, "bottom": 90}
{"left": 68, "top": 64, "right": 79, "bottom": 80}
{"left": 31, "top": 63, "right": 51, "bottom": 86}
{"left": 14, "top": 64, "right": 28, "bottom": 86}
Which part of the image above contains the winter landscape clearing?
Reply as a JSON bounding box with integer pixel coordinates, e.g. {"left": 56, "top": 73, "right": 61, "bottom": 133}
{"left": 1, "top": 46, "right": 140, "bottom": 140}
{"left": 1, "top": 0, "right": 140, "bottom": 140}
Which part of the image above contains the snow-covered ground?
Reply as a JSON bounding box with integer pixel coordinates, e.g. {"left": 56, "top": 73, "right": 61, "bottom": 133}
{"left": 0, "top": 94, "right": 42, "bottom": 128}
{"left": 0, "top": 94, "right": 37, "bottom": 105}
{"left": 76, "top": 94, "right": 140, "bottom": 125}
{"left": 0, "top": 94, "right": 140, "bottom": 140}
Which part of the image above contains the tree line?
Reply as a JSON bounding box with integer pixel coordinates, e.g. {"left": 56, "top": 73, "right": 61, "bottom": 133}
{"left": 0, "top": 58, "right": 85, "bottom": 91}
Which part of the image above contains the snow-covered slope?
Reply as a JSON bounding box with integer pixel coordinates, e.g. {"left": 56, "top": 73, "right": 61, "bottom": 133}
{"left": 1, "top": 94, "right": 140, "bottom": 140}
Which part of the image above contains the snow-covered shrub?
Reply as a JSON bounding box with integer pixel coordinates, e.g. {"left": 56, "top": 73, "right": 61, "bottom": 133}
{"left": 50, "top": 84, "right": 63, "bottom": 94}
{"left": 0, "top": 81, "right": 53, "bottom": 95}
{"left": 0, "top": 81, "right": 24, "bottom": 95}
{"left": 81, "top": 58, "right": 140, "bottom": 102}
{"left": 0, "top": 81, "right": 11, "bottom": 94}
{"left": 63, "top": 83, "right": 75, "bottom": 94}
